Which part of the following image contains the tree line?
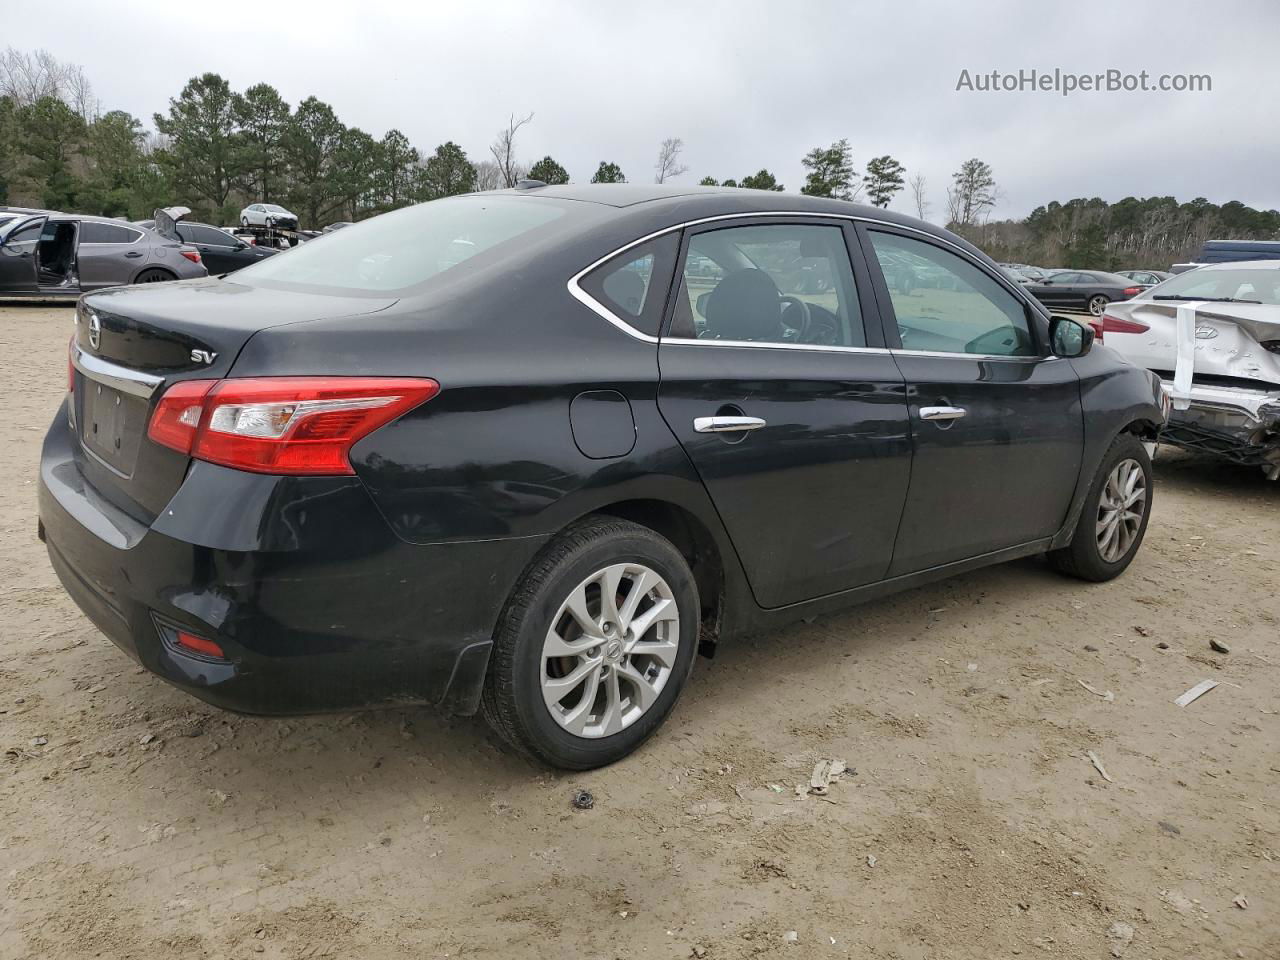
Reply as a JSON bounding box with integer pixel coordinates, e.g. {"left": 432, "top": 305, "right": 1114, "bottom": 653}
{"left": 1, "top": 46, "right": 1276, "bottom": 270}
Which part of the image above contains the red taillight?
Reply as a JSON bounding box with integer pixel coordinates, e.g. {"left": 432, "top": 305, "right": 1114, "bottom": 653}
{"left": 176, "top": 630, "right": 224, "bottom": 659}
{"left": 180, "top": 250, "right": 201, "bottom": 264}
{"left": 1098, "top": 313, "right": 1150, "bottom": 344}
{"left": 147, "top": 376, "right": 439, "bottom": 475}
{"left": 1122, "top": 286, "right": 1142, "bottom": 297}
{"left": 148, "top": 379, "right": 216, "bottom": 454}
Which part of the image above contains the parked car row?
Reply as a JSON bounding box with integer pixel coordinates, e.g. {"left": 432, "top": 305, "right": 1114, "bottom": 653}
{"left": 0, "top": 209, "right": 207, "bottom": 298}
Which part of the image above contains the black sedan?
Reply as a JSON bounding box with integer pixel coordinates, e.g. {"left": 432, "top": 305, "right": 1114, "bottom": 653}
{"left": 1026, "top": 270, "right": 1144, "bottom": 316}
{"left": 39, "top": 185, "right": 1167, "bottom": 768}
{"left": 171, "top": 221, "right": 279, "bottom": 275}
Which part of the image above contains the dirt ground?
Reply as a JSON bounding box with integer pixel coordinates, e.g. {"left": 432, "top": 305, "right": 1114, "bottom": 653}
{"left": 2, "top": 302, "right": 1277, "bottom": 960}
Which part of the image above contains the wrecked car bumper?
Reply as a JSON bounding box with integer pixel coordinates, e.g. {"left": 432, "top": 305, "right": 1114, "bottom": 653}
{"left": 1159, "top": 379, "right": 1280, "bottom": 470}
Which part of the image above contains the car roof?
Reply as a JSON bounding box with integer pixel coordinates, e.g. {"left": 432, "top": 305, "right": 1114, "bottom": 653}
{"left": 1197, "top": 259, "right": 1280, "bottom": 271}
{"left": 494, "top": 183, "right": 972, "bottom": 252}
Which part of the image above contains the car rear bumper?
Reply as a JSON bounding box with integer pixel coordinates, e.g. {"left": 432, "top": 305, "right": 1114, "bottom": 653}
{"left": 38, "top": 405, "right": 546, "bottom": 715}
{"left": 1160, "top": 379, "right": 1280, "bottom": 468}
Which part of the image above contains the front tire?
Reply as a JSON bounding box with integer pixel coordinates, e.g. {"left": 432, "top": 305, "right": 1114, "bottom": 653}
{"left": 482, "top": 518, "right": 699, "bottom": 769}
{"left": 1049, "top": 433, "right": 1152, "bottom": 581}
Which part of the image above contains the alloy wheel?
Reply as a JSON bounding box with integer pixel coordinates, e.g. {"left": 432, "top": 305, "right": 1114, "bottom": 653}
{"left": 540, "top": 562, "right": 680, "bottom": 739}
{"left": 1089, "top": 295, "right": 1108, "bottom": 316}
{"left": 1095, "top": 457, "right": 1146, "bottom": 563}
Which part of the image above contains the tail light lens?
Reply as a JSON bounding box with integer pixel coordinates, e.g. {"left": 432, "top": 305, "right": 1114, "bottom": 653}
{"left": 148, "top": 377, "right": 439, "bottom": 475}
{"left": 1122, "top": 286, "right": 1142, "bottom": 297}
{"left": 1098, "top": 313, "right": 1151, "bottom": 343}
{"left": 180, "top": 250, "right": 202, "bottom": 264}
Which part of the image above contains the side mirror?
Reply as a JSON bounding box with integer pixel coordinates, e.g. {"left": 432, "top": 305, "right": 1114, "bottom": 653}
{"left": 695, "top": 291, "right": 711, "bottom": 317}
{"left": 235, "top": 240, "right": 248, "bottom": 250}
{"left": 1049, "top": 316, "right": 1094, "bottom": 358}
{"left": 1040, "top": 279, "right": 1053, "bottom": 285}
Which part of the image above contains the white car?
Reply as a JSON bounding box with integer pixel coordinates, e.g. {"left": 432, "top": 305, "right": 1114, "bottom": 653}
{"left": 1098, "top": 260, "right": 1280, "bottom": 478}
{"left": 239, "top": 203, "right": 298, "bottom": 230}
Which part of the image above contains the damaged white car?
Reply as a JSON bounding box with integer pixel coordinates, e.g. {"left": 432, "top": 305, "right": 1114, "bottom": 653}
{"left": 1100, "top": 260, "right": 1280, "bottom": 478}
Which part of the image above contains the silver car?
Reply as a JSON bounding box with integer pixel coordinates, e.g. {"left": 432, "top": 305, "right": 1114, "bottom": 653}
{"left": 0, "top": 211, "right": 207, "bottom": 298}
{"left": 1099, "top": 260, "right": 1280, "bottom": 478}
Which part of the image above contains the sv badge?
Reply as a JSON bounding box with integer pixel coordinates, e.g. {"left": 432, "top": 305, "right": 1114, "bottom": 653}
{"left": 190, "top": 349, "right": 218, "bottom": 364}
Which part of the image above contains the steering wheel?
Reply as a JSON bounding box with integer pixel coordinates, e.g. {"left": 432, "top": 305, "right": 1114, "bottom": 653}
{"left": 779, "top": 295, "right": 811, "bottom": 342}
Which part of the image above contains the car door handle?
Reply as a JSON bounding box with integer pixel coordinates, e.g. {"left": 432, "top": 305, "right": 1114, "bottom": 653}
{"left": 124, "top": 251, "right": 142, "bottom": 258}
{"left": 920, "top": 405, "right": 967, "bottom": 422}
{"left": 694, "top": 415, "right": 767, "bottom": 434}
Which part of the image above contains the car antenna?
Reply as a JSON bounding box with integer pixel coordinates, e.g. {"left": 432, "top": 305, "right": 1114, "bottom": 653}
{"left": 514, "top": 179, "right": 547, "bottom": 190}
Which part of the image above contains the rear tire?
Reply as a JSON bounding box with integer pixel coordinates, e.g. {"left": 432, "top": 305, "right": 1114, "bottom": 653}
{"left": 482, "top": 517, "right": 699, "bottom": 769}
{"left": 1049, "top": 433, "right": 1152, "bottom": 581}
{"left": 1088, "top": 294, "right": 1109, "bottom": 316}
{"left": 133, "top": 268, "right": 176, "bottom": 284}
{"left": 241, "top": 216, "right": 250, "bottom": 227}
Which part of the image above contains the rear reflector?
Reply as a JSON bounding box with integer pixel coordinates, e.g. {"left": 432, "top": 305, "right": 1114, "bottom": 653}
{"left": 1099, "top": 313, "right": 1150, "bottom": 343}
{"left": 180, "top": 250, "right": 201, "bottom": 264}
{"left": 176, "top": 630, "right": 225, "bottom": 659}
{"left": 148, "top": 376, "right": 439, "bottom": 475}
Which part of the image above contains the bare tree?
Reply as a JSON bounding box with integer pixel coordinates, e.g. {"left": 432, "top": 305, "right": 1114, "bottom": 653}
{"left": 0, "top": 47, "right": 65, "bottom": 105}
{"left": 909, "top": 173, "right": 931, "bottom": 222}
{"left": 654, "top": 137, "right": 689, "bottom": 184}
{"left": 64, "top": 63, "right": 99, "bottom": 122}
{"left": 489, "top": 112, "right": 533, "bottom": 188}
{"left": 0, "top": 47, "right": 96, "bottom": 118}
{"left": 472, "top": 160, "right": 502, "bottom": 192}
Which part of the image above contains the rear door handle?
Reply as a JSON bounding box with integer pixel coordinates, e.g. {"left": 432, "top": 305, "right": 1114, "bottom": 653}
{"left": 694, "top": 415, "right": 767, "bottom": 433}
{"left": 124, "top": 251, "right": 143, "bottom": 258}
{"left": 919, "top": 405, "right": 967, "bottom": 422}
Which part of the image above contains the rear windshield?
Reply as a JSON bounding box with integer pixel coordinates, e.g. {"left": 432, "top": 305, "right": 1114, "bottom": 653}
{"left": 234, "top": 195, "right": 569, "bottom": 295}
{"left": 1147, "top": 267, "right": 1280, "bottom": 306}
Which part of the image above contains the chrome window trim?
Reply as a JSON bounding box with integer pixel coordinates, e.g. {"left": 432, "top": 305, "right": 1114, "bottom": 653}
{"left": 71, "top": 344, "right": 164, "bottom": 399}
{"left": 566, "top": 210, "right": 1047, "bottom": 353}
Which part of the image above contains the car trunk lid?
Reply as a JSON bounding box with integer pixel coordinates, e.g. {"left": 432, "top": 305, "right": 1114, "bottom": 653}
{"left": 71, "top": 278, "right": 398, "bottom": 524}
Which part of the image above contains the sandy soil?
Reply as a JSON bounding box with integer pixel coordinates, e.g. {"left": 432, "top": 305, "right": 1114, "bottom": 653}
{"left": 2, "top": 302, "right": 1277, "bottom": 960}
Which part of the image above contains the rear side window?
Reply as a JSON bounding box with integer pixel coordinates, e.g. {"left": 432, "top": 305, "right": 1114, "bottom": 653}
{"left": 80, "top": 222, "right": 140, "bottom": 244}
{"left": 578, "top": 234, "right": 679, "bottom": 337}
{"left": 869, "top": 231, "right": 1036, "bottom": 357}
{"left": 235, "top": 195, "right": 571, "bottom": 295}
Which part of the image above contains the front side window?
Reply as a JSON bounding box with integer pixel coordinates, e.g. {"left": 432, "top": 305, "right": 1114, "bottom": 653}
{"left": 2, "top": 219, "right": 44, "bottom": 248}
{"left": 578, "top": 234, "right": 678, "bottom": 337}
{"left": 868, "top": 231, "right": 1036, "bottom": 357}
{"left": 667, "top": 223, "right": 864, "bottom": 347}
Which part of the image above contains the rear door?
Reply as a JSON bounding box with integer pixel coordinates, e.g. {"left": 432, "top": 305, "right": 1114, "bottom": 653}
{"left": 0, "top": 216, "right": 46, "bottom": 293}
{"left": 78, "top": 221, "right": 146, "bottom": 289}
{"left": 654, "top": 218, "right": 912, "bottom": 608}
{"left": 861, "top": 226, "right": 1083, "bottom": 574}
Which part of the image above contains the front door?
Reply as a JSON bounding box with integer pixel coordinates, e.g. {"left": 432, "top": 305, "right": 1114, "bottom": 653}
{"left": 655, "top": 219, "right": 912, "bottom": 608}
{"left": 0, "top": 216, "right": 45, "bottom": 294}
{"left": 862, "top": 227, "right": 1084, "bottom": 574}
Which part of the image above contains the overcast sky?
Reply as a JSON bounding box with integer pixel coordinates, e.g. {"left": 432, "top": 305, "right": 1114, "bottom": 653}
{"left": 8, "top": 0, "right": 1279, "bottom": 219}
